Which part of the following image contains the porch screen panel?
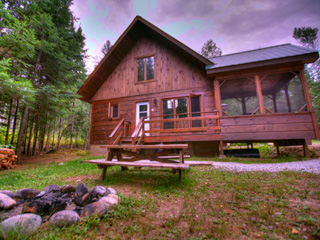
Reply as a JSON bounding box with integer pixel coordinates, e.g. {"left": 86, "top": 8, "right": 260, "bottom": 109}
{"left": 261, "top": 72, "right": 307, "bottom": 113}
{"left": 163, "top": 99, "right": 174, "bottom": 129}
{"left": 220, "top": 78, "right": 259, "bottom": 116}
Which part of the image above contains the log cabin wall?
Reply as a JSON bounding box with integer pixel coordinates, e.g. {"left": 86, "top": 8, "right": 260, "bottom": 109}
{"left": 90, "top": 35, "right": 217, "bottom": 146}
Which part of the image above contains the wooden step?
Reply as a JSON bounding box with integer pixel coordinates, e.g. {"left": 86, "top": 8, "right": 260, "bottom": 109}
{"left": 120, "top": 137, "right": 132, "bottom": 142}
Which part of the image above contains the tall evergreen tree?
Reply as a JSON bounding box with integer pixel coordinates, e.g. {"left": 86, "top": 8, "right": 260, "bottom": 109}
{"left": 1, "top": 0, "right": 88, "bottom": 158}
{"left": 200, "top": 39, "right": 222, "bottom": 58}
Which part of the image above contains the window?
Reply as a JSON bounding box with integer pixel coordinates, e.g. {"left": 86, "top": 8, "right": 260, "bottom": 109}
{"left": 137, "top": 56, "right": 154, "bottom": 82}
{"left": 108, "top": 103, "right": 118, "bottom": 119}
{"left": 162, "top": 96, "right": 201, "bottom": 129}
{"left": 112, "top": 105, "right": 118, "bottom": 118}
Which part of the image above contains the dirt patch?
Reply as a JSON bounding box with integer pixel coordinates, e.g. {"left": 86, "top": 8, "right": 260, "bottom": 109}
{"left": 64, "top": 175, "right": 98, "bottom": 183}
{"left": 281, "top": 143, "right": 320, "bottom": 158}
{"left": 13, "top": 149, "right": 93, "bottom": 170}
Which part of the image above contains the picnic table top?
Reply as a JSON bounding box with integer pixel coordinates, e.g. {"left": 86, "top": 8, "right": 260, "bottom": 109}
{"left": 87, "top": 159, "right": 190, "bottom": 169}
{"left": 100, "top": 144, "right": 189, "bottom": 149}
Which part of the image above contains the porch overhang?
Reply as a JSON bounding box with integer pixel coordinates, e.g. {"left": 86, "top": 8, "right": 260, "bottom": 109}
{"left": 206, "top": 52, "right": 319, "bottom": 77}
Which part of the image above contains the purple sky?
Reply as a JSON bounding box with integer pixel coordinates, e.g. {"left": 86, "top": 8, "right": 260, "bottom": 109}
{"left": 70, "top": 0, "right": 320, "bottom": 73}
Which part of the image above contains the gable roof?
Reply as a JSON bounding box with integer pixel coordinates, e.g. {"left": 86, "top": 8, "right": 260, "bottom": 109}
{"left": 206, "top": 44, "right": 319, "bottom": 75}
{"left": 78, "top": 16, "right": 213, "bottom": 103}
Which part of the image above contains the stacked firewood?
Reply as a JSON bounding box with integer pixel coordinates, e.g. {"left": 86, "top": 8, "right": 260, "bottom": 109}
{"left": 0, "top": 148, "right": 18, "bottom": 170}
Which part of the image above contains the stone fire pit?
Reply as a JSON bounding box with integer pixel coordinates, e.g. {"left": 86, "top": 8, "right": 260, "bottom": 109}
{"left": 0, "top": 184, "right": 120, "bottom": 238}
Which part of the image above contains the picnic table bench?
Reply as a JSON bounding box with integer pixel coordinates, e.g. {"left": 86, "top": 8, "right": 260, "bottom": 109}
{"left": 86, "top": 144, "right": 189, "bottom": 181}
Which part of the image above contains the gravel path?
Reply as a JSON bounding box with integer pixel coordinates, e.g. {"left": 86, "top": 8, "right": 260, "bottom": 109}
{"left": 211, "top": 159, "right": 320, "bottom": 174}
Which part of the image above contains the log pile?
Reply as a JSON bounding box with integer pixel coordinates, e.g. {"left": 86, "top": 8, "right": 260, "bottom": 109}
{"left": 0, "top": 148, "right": 18, "bottom": 170}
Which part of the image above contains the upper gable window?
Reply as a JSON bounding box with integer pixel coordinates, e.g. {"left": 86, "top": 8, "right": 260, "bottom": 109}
{"left": 137, "top": 56, "right": 154, "bottom": 82}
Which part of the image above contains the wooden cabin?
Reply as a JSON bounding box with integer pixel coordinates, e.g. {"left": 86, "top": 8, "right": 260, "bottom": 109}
{"left": 78, "top": 16, "right": 319, "bottom": 157}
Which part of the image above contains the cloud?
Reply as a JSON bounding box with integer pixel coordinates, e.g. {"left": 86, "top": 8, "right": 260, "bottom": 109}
{"left": 71, "top": 0, "right": 320, "bottom": 72}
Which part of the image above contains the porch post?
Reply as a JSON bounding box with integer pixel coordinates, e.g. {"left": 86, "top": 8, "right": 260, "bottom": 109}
{"left": 284, "top": 84, "right": 292, "bottom": 112}
{"left": 300, "top": 68, "right": 320, "bottom": 139}
{"left": 272, "top": 93, "right": 278, "bottom": 113}
{"left": 214, "top": 79, "right": 222, "bottom": 117}
{"left": 254, "top": 74, "right": 265, "bottom": 114}
{"left": 241, "top": 97, "right": 247, "bottom": 114}
{"left": 219, "top": 140, "right": 225, "bottom": 158}
{"left": 300, "top": 68, "right": 314, "bottom": 111}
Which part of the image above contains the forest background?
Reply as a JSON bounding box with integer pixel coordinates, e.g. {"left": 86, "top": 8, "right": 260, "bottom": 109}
{"left": 0, "top": 0, "right": 319, "bottom": 161}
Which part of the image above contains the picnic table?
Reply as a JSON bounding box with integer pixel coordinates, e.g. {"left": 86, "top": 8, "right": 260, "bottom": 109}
{"left": 86, "top": 144, "right": 190, "bottom": 182}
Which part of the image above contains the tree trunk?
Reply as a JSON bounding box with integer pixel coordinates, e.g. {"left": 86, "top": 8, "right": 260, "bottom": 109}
{"left": 85, "top": 108, "right": 91, "bottom": 149}
{"left": 77, "top": 121, "right": 81, "bottom": 148}
{"left": 27, "top": 111, "right": 35, "bottom": 156}
{"left": 32, "top": 115, "right": 40, "bottom": 155}
{"left": 70, "top": 103, "right": 74, "bottom": 149}
{"left": 52, "top": 117, "right": 56, "bottom": 150}
{"left": 11, "top": 98, "right": 20, "bottom": 144}
{"left": 57, "top": 117, "right": 62, "bottom": 151}
{"left": 16, "top": 106, "right": 29, "bottom": 163}
{"left": 23, "top": 111, "right": 30, "bottom": 154}
{"left": 44, "top": 124, "right": 51, "bottom": 152}
{"left": 5, "top": 98, "right": 13, "bottom": 144}
{"left": 40, "top": 112, "right": 48, "bottom": 152}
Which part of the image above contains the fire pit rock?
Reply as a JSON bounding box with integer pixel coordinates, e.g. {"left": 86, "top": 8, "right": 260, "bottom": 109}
{"left": 0, "top": 193, "right": 16, "bottom": 210}
{"left": 14, "top": 188, "right": 41, "bottom": 200}
{"left": 0, "top": 213, "right": 42, "bottom": 238}
{"left": 0, "top": 184, "right": 120, "bottom": 234}
{"left": 0, "top": 190, "right": 14, "bottom": 198}
{"left": 50, "top": 210, "right": 80, "bottom": 228}
{"left": 61, "top": 184, "right": 76, "bottom": 193}
{"left": 81, "top": 201, "right": 108, "bottom": 218}
{"left": 44, "top": 184, "right": 61, "bottom": 194}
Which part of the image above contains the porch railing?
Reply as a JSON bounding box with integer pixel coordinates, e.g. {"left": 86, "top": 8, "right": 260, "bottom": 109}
{"left": 144, "top": 111, "right": 221, "bottom": 135}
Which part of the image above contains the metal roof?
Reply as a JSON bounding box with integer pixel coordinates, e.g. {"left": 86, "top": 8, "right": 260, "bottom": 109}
{"left": 206, "top": 44, "right": 319, "bottom": 70}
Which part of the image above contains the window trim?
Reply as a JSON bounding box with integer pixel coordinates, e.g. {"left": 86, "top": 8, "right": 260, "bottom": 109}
{"left": 135, "top": 54, "right": 156, "bottom": 84}
{"left": 108, "top": 102, "right": 119, "bottom": 119}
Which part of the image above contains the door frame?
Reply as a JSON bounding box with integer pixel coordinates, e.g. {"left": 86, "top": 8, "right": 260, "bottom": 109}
{"left": 135, "top": 101, "right": 151, "bottom": 136}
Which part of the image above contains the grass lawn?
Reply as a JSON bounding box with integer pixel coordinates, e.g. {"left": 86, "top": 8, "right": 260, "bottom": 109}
{"left": 0, "top": 151, "right": 319, "bottom": 239}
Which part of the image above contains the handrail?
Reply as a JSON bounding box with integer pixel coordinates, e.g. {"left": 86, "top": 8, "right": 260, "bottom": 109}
{"left": 109, "top": 119, "right": 131, "bottom": 145}
{"left": 144, "top": 115, "right": 219, "bottom": 124}
{"left": 131, "top": 117, "right": 144, "bottom": 145}
{"left": 131, "top": 117, "right": 144, "bottom": 138}
{"left": 149, "top": 111, "right": 219, "bottom": 119}
{"left": 109, "top": 119, "right": 125, "bottom": 139}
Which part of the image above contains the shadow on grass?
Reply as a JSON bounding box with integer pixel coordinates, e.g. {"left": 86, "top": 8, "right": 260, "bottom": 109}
{"left": 98, "top": 166, "right": 196, "bottom": 196}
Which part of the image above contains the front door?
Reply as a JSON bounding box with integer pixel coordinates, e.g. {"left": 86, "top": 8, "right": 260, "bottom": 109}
{"left": 136, "top": 102, "right": 150, "bottom": 136}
